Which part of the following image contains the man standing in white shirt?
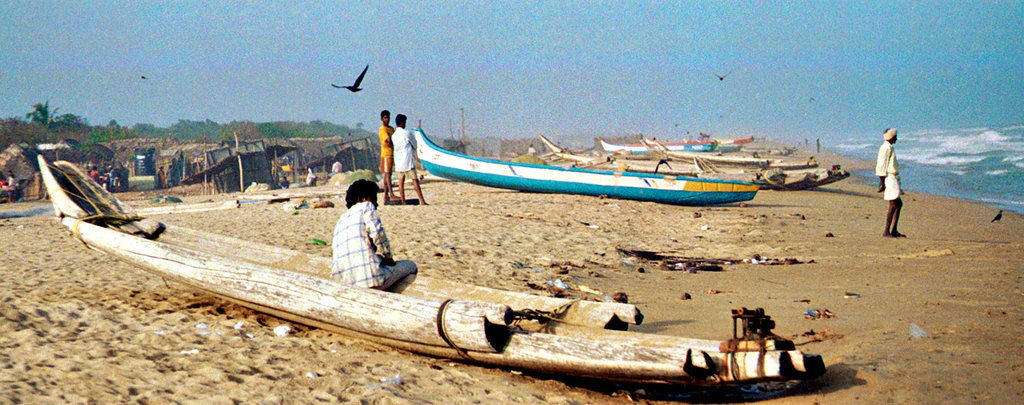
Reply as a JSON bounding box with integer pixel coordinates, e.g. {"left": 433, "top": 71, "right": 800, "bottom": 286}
{"left": 390, "top": 114, "right": 428, "bottom": 205}
{"left": 876, "top": 128, "right": 904, "bottom": 238}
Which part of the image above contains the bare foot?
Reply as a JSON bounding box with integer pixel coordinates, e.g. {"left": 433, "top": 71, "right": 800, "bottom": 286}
{"left": 891, "top": 232, "right": 906, "bottom": 238}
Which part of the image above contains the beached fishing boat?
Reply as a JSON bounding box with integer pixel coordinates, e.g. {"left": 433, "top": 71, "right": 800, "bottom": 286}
{"left": 753, "top": 167, "right": 851, "bottom": 191}
{"left": 416, "top": 130, "right": 758, "bottom": 206}
{"left": 601, "top": 139, "right": 717, "bottom": 153}
{"left": 642, "top": 137, "right": 819, "bottom": 171}
{"left": 39, "top": 156, "right": 824, "bottom": 386}
{"left": 537, "top": 136, "right": 848, "bottom": 191}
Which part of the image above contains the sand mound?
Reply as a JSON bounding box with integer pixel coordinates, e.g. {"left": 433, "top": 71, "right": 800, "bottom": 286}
{"left": 510, "top": 154, "right": 547, "bottom": 165}
{"left": 328, "top": 170, "right": 377, "bottom": 186}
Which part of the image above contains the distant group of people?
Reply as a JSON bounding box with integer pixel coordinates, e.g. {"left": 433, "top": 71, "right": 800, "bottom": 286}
{"left": 88, "top": 166, "right": 124, "bottom": 192}
{"left": 0, "top": 170, "right": 21, "bottom": 202}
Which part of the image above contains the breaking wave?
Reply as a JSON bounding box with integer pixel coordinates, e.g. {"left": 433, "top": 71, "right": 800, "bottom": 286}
{"left": 833, "top": 124, "right": 1024, "bottom": 214}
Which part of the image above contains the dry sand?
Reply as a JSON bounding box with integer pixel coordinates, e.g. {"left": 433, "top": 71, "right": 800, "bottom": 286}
{"left": 1, "top": 147, "right": 1022, "bottom": 404}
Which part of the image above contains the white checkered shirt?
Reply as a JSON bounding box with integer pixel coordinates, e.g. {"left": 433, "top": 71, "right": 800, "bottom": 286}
{"left": 330, "top": 201, "right": 393, "bottom": 288}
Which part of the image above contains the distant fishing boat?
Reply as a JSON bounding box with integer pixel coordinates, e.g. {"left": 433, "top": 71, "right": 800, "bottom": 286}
{"left": 415, "top": 129, "right": 758, "bottom": 206}
{"left": 601, "top": 139, "right": 716, "bottom": 153}
{"left": 716, "top": 136, "right": 755, "bottom": 145}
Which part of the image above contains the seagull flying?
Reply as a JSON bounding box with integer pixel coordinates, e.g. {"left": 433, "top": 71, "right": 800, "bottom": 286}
{"left": 654, "top": 159, "right": 672, "bottom": 174}
{"left": 713, "top": 71, "right": 731, "bottom": 81}
{"left": 332, "top": 64, "right": 369, "bottom": 92}
{"left": 992, "top": 210, "right": 1003, "bottom": 222}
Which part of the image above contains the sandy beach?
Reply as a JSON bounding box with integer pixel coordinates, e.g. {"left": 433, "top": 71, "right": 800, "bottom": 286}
{"left": 2, "top": 147, "right": 1022, "bottom": 404}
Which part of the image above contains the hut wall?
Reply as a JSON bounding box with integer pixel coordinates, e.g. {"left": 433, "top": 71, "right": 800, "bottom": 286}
{"left": 212, "top": 153, "right": 275, "bottom": 193}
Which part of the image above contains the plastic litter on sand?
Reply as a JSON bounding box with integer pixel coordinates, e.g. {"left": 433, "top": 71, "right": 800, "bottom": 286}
{"left": 380, "top": 374, "right": 403, "bottom": 384}
{"left": 274, "top": 325, "right": 291, "bottom": 336}
{"left": 909, "top": 323, "right": 929, "bottom": 339}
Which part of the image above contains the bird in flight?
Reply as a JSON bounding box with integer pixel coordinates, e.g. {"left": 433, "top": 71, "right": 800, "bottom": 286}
{"left": 713, "top": 71, "right": 731, "bottom": 81}
{"left": 992, "top": 210, "right": 1003, "bottom": 222}
{"left": 654, "top": 159, "right": 672, "bottom": 174}
{"left": 140, "top": 76, "right": 148, "bottom": 80}
{"left": 332, "top": 64, "right": 369, "bottom": 92}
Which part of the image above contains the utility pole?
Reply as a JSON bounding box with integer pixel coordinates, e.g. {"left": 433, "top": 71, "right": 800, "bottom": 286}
{"left": 460, "top": 108, "right": 465, "bottom": 141}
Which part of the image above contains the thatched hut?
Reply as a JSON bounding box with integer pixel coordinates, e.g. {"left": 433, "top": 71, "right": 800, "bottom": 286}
{"left": 181, "top": 140, "right": 297, "bottom": 193}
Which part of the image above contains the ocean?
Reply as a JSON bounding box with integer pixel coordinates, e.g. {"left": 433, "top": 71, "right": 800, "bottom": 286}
{"left": 832, "top": 124, "right": 1024, "bottom": 214}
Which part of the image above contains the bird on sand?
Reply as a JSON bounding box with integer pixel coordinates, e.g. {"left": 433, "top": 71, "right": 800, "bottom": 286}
{"left": 713, "top": 71, "right": 731, "bottom": 81}
{"left": 332, "top": 64, "right": 369, "bottom": 92}
{"left": 992, "top": 210, "right": 1003, "bottom": 222}
{"left": 654, "top": 159, "right": 672, "bottom": 174}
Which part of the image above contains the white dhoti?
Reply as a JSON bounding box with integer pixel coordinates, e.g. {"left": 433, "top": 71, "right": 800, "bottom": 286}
{"left": 883, "top": 174, "right": 901, "bottom": 200}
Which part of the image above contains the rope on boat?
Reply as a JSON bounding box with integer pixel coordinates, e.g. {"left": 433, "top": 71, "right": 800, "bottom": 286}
{"left": 507, "top": 300, "right": 583, "bottom": 331}
{"left": 70, "top": 218, "right": 89, "bottom": 248}
{"left": 48, "top": 162, "right": 141, "bottom": 226}
{"left": 436, "top": 299, "right": 471, "bottom": 359}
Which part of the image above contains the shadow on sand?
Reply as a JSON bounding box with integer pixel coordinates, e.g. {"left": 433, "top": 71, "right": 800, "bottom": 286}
{"left": 812, "top": 187, "right": 878, "bottom": 199}
{"left": 631, "top": 319, "right": 695, "bottom": 334}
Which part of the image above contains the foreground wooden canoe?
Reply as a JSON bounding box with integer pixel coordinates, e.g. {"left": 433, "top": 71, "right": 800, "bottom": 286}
{"left": 415, "top": 129, "right": 759, "bottom": 206}
{"left": 39, "top": 156, "right": 824, "bottom": 385}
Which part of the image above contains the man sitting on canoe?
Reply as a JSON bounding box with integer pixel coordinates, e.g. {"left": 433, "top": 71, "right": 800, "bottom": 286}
{"left": 331, "top": 179, "right": 417, "bottom": 289}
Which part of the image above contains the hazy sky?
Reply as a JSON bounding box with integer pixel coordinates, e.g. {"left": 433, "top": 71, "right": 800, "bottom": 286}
{"left": 2, "top": 1, "right": 1022, "bottom": 144}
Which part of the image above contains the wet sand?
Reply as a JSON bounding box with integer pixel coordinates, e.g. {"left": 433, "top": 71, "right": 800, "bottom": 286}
{"left": 2, "top": 147, "right": 1022, "bottom": 403}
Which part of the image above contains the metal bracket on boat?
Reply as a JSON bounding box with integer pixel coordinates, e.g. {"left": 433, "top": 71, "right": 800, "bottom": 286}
{"left": 682, "top": 349, "right": 717, "bottom": 380}
{"left": 720, "top": 307, "right": 795, "bottom": 352}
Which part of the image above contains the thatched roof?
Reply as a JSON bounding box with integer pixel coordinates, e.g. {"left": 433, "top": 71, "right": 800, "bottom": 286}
{"left": 107, "top": 138, "right": 220, "bottom": 165}
{"left": 0, "top": 144, "right": 39, "bottom": 179}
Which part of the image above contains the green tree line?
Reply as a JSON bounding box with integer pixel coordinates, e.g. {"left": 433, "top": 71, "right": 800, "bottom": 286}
{"left": 1, "top": 102, "right": 373, "bottom": 150}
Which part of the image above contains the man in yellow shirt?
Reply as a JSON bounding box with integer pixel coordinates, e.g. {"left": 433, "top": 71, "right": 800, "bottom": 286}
{"left": 378, "top": 110, "right": 395, "bottom": 201}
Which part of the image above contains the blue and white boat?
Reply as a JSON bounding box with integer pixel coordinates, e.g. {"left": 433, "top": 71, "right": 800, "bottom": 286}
{"left": 414, "top": 129, "right": 758, "bottom": 206}
{"left": 600, "top": 139, "right": 717, "bottom": 153}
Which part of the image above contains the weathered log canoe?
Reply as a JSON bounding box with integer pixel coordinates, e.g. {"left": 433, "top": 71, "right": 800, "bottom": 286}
{"left": 39, "top": 156, "right": 824, "bottom": 385}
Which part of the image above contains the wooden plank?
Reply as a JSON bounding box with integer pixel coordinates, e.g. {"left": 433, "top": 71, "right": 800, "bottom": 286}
{"left": 136, "top": 200, "right": 240, "bottom": 216}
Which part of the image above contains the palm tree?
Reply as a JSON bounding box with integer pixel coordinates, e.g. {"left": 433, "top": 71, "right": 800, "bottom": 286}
{"left": 25, "top": 102, "right": 58, "bottom": 128}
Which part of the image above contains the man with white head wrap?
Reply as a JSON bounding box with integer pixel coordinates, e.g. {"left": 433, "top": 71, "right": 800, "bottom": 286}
{"left": 876, "top": 128, "right": 904, "bottom": 237}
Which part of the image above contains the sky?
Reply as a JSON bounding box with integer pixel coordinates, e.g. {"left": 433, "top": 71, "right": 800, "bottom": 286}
{"left": 2, "top": 1, "right": 1022, "bottom": 145}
